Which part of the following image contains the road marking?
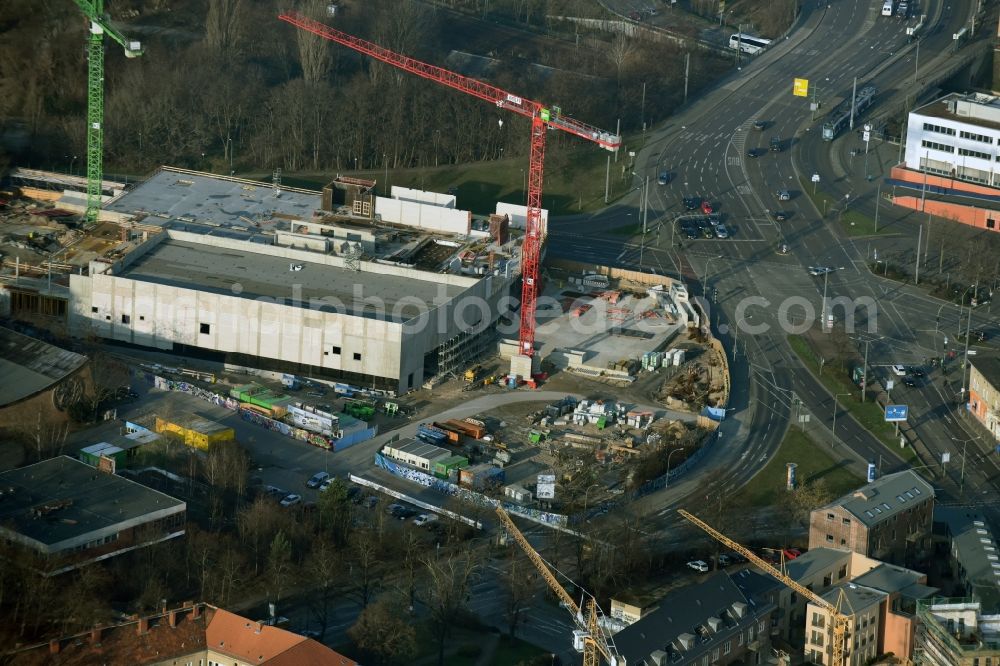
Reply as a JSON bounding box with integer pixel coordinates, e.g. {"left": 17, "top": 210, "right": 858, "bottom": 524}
{"left": 728, "top": 156, "right": 741, "bottom": 166}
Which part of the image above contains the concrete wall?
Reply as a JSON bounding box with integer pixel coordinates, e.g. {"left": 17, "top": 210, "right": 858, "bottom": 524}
{"left": 375, "top": 196, "right": 470, "bottom": 235}
{"left": 496, "top": 202, "right": 549, "bottom": 235}
{"left": 390, "top": 186, "right": 456, "bottom": 208}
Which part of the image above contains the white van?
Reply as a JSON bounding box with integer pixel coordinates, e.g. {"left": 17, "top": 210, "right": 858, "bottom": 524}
{"left": 881, "top": 0, "right": 894, "bottom": 16}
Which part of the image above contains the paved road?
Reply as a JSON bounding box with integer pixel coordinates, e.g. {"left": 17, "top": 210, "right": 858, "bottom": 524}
{"left": 550, "top": 0, "right": 1000, "bottom": 533}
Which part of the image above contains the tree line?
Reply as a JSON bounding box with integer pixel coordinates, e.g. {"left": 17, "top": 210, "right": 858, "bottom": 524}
{"left": 0, "top": 0, "right": 729, "bottom": 180}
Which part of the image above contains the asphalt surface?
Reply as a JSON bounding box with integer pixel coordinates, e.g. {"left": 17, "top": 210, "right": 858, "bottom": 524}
{"left": 549, "top": 0, "right": 1000, "bottom": 533}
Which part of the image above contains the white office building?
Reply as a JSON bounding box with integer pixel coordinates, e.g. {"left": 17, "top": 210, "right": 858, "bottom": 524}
{"left": 905, "top": 92, "right": 1000, "bottom": 187}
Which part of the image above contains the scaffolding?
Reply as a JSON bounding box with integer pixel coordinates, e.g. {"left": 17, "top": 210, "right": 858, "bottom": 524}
{"left": 433, "top": 325, "right": 496, "bottom": 380}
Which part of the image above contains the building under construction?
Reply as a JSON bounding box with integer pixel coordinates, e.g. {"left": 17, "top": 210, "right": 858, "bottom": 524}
{"left": 52, "top": 167, "right": 520, "bottom": 393}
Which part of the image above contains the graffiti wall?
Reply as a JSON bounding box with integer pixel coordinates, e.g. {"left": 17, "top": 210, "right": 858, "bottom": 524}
{"left": 139, "top": 371, "right": 376, "bottom": 452}
{"left": 375, "top": 453, "right": 568, "bottom": 527}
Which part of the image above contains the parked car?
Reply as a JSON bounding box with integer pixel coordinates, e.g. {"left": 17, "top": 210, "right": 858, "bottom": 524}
{"left": 717, "top": 554, "right": 735, "bottom": 567}
{"left": 715, "top": 223, "right": 729, "bottom": 239}
{"left": 683, "top": 196, "right": 701, "bottom": 210}
{"left": 782, "top": 548, "right": 802, "bottom": 560}
{"left": 264, "top": 485, "right": 287, "bottom": 499}
{"left": 280, "top": 494, "right": 302, "bottom": 507}
{"left": 306, "top": 471, "right": 330, "bottom": 488}
{"left": 413, "top": 513, "right": 439, "bottom": 526}
{"left": 701, "top": 223, "right": 716, "bottom": 239}
{"left": 700, "top": 200, "right": 714, "bottom": 214}
{"left": 319, "top": 478, "right": 334, "bottom": 492}
{"left": 686, "top": 560, "right": 710, "bottom": 572}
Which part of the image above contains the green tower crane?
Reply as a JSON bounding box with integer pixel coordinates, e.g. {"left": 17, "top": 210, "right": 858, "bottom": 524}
{"left": 73, "top": 1, "right": 142, "bottom": 227}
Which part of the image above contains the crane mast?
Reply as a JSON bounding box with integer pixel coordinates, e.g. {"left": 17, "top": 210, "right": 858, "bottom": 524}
{"left": 679, "top": 509, "right": 850, "bottom": 666}
{"left": 278, "top": 12, "right": 620, "bottom": 370}
{"left": 73, "top": 0, "right": 143, "bottom": 227}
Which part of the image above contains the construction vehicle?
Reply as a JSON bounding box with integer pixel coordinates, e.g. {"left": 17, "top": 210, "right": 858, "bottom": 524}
{"left": 278, "top": 12, "right": 620, "bottom": 377}
{"left": 679, "top": 509, "right": 851, "bottom": 666}
{"left": 464, "top": 365, "right": 483, "bottom": 382}
{"left": 72, "top": 1, "right": 143, "bottom": 226}
{"left": 495, "top": 505, "right": 619, "bottom": 665}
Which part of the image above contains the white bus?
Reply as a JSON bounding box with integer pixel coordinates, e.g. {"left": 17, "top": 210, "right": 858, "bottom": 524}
{"left": 728, "top": 33, "right": 771, "bottom": 55}
{"left": 881, "top": 0, "right": 894, "bottom": 16}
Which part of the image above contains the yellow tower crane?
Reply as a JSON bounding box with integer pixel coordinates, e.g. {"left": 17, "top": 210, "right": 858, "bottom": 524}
{"left": 679, "top": 509, "right": 851, "bottom": 666}
{"left": 495, "top": 505, "right": 620, "bottom": 666}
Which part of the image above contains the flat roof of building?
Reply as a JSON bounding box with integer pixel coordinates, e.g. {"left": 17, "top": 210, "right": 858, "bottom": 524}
{"left": 0, "top": 326, "right": 88, "bottom": 407}
{"left": 915, "top": 93, "right": 1000, "bottom": 132}
{"left": 0, "top": 456, "right": 185, "bottom": 551}
{"left": 786, "top": 547, "right": 852, "bottom": 582}
{"left": 852, "top": 563, "right": 932, "bottom": 597}
{"left": 388, "top": 438, "right": 452, "bottom": 462}
{"left": 118, "top": 239, "right": 465, "bottom": 321}
{"left": 106, "top": 167, "right": 322, "bottom": 230}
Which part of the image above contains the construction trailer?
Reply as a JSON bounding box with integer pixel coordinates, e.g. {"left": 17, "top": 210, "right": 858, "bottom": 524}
{"left": 154, "top": 415, "right": 235, "bottom": 451}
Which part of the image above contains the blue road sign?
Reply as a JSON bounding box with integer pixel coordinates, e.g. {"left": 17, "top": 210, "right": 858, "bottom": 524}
{"left": 885, "top": 405, "right": 908, "bottom": 422}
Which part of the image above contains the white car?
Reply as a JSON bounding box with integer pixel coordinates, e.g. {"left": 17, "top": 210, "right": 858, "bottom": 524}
{"left": 890, "top": 365, "right": 907, "bottom": 377}
{"left": 289, "top": 263, "right": 304, "bottom": 272}
{"left": 413, "top": 513, "right": 439, "bottom": 526}
{"left": 808, "top": 266, "right": 834, "bottom": 276}
{"left": 686, "top": 560, "right": 710, "bottom": 572}
{"left": 280, "top": 494, "right": 302, "bottom": 507}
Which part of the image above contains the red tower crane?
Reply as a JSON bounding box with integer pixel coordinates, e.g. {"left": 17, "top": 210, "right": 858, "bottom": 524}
{"left": 278, "top": 12, "right": 621, "bottom": 372}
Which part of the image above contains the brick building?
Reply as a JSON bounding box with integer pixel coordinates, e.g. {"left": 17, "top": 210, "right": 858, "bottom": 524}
{"left": 808, "top": 470, "right": 934, "bottom": 566}
{"left": 968, "top": 357, "right": 1000, "bottom": 443}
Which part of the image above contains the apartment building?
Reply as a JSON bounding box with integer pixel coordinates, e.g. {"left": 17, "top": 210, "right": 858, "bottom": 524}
{"left": 914, "top": 599, "right": 1000, "bottom": 665}
{"left": 804, "top": 584, "right": 886, "bottom": 666}
{"left": 808, "top": 470, "right": 934, "bottom": 565}
{"left": 614, "top": 571, "right": 779, "bottom": 666}
{"left": 968, "top": 357, "right": 1000, "bottom": 442}
{"left": 4, "top": 602, "right": 358, "bottom": 665}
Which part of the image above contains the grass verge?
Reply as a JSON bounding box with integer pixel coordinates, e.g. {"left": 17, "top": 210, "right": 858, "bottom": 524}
{"left": 788, "top": 335, "right": 917, "bottom": 462}
{"left": 798, "top": 177, "right": 882, "bottom": 237}
{"left": 734, "top": 428, "right": 865, "bottom": 508}
{"left": 248, "top": 137, "right": 648, "bottom": 218}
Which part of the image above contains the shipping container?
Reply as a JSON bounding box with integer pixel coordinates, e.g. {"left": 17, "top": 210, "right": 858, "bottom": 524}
{"left": 432, "top": 422, "right": 463, "bottom": 443}
{"left": 417, "top": 424, "right": 449, "bottom": 446}
{"left": 458, "top": 463, "right": 506, "bottom": 489}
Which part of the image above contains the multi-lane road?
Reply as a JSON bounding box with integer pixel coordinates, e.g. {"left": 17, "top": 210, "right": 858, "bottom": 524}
{"left": 549, "top": 0, "right": 1000, "bottom": 527}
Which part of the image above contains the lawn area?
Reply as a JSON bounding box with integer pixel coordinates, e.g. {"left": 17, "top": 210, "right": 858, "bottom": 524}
{"left": 787, "top": 335, "right": 918, "bottom": 462}
{"left": 250, "top": 139, "right": 646, "bottom": 218}
{"left": 734, "top": 428, "right": 865, "bottom": 507}
{"left": 798, "top": 177, "right": 884, "bottom": 237}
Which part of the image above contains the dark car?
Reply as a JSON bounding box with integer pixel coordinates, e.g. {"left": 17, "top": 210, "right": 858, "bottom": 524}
{"left": 903, "top": 377, "right": 917, "bottom": 387}
{"left": 773, "top": 210, "right": 788, "bottom": 221}
{"left": 770, "top": 136, "right": 782, "bottom": 152}
{"left": 701, "top": 224, "right": 716, "bottom": 239}
{"left": 658, "top": 171, "right": 670, "bottom": 185}
{"left": 909, "top": 368, "right": 926, "bottom": 377}
{"left": 747, "top": 148, "right": 764, "bottom": 158}
{"left": 680, "top": 221, "right": 699, "bottom": 239}
{"left": 683, "top": 197, "right": 701, "bottom": 210}
{"left": 752, "top": 120, "right": 766, "bottom": 130}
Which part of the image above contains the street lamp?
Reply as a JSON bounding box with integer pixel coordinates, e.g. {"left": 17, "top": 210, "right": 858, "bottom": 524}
{"left": 850, "top": 334, "right": 887, "bottom": 402}
{"left": 665, "top": 448, "right": 686, "bottom": 488}
{"left": 383, "top": 153, "right": 388, "bottom": 196}
{"left": 832, "top": 393, "right": 852, "bottom": 438}
{"left": 226, "top": 137, "right": 234, "bottom": 174}
{"left": 703, "top": 254, "right": 725, "bottom": 299}
{"left": 951, "top": 435, "right": 982, "bottom": 495}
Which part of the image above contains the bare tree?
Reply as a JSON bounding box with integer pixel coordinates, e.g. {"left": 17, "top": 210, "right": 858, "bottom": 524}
{"left": 296, "top": 0, "right": 333, "bottom": 85}
{"left": 349, "top": 528, "right": 382, "bottom": 609}
{"left": 501, "top": 552, "right": 537, "bottom": 638}
{"left": 266, "top": 530, "right": 293, "bottom": 605}
{"left": 348, "top": 597, "right": 419, "bottom": 665}
{"left": 237, "top": 497, "right": 284, "bottom": 576}
{"left": 205, "top": 0, "right": 247, "bottom": 53}
{"left": 307, "top": 540, "right": 341, "bottom": 639}
{"left": 607, "top": 32, "right": 636, "bottom": 88}
{"left": 423, "top": 551, "right": 479, "bottom": 666}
